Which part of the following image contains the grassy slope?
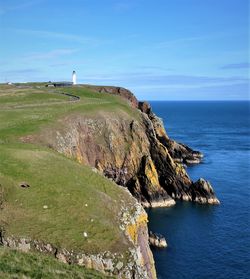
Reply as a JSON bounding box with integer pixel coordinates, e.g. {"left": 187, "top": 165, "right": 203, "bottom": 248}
{"left": 0, "top": 84, "right": 140, "bottom": 256}
{"left": 0, "top": 247, "right": 112, "bottom": 279}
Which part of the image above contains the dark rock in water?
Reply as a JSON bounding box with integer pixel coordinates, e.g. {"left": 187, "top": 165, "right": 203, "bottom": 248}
{"left": 184, "top": 149, "right": 204, "bottom": 165}
{"left": 149, "top": 231, "right": 167, "bottom": 248}
{"left": 166, "top": 141, "right": 203, "bottom": 165}
{"left": 191, "top": 178, "right": 220, "bottom": 204}
{"left": 185, "top": 158, "right": 201, "bottom": 165}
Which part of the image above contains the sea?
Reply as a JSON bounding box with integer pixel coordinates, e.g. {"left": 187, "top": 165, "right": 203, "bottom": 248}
{"left": 147, "top": 101, "right": 250, "bottom": 279}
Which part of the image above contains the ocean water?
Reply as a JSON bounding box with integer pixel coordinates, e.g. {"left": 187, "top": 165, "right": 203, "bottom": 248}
{"left": 147, "top": 101, "right": 250, "bottom": 279}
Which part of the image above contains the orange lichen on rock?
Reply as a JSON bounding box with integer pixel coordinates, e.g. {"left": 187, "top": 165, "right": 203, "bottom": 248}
{"left": 144, "top": 157, "right": 160, "bottom": 188}
{"left": 126, "top": 212, "right": 148, "bottom": 244}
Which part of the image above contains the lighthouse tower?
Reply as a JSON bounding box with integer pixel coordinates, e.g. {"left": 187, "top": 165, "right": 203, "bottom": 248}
{"left": 72, "top": 71, "right": 77, "bottom": 85}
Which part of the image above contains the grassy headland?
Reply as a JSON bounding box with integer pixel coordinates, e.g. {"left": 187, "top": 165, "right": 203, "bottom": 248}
{"left": 0, "top": 83, "right": 139, "bottom": 263}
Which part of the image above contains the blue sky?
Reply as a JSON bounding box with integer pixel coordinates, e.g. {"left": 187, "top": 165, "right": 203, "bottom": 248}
{"left": 0, "top": 0, "right": 249, "bottom": 100}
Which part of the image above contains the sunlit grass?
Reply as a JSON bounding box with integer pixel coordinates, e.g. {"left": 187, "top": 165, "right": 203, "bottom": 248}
{"left": 0, "top": 247, "right": 112, "bottom": 279}
{"left": 0, "top": 83, "right": 137, "bottom": 271}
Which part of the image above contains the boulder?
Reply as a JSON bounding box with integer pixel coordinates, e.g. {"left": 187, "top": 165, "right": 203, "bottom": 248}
{"left": 149, "top": 231, "right": 167, "bottom": 248}
{"left": 191, "top": 178, "right": 220, "bottom": 204}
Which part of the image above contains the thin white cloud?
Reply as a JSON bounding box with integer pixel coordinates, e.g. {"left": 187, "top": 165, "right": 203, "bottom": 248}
{"left": 134, "top": 83, "right": 249, "bottom": 101}
{"left": 0, "top": 0, "right": 44, "bottom": 14}
{"left": 0, "top": 67, "right": 42, "bottom": 82}
{"left": 136, "top": 66, "right": 174, "bottom": 71}
{"left": 24, "top": 48, "right": 79, "bottom": 60}
{"left": 81, "top": 72, "right": 248, "bottom": 85}
{"left": 13, "top": 28, "right": 97, "bottom": 44}
{"left": 221, "top": 62, "right": 250, "bottom": 70}
{"left": 1, "top": 68, "right": 41, "bottom": 75}
{"left": 152, "top": 32, "right": 235, "bottom": 49}
{"left": 9, "top": 28, "right": 111, "bottom": 47}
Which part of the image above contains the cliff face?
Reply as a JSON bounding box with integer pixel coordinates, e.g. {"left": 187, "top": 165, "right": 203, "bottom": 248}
{"left": 30, "top": 87, "right": 219, "bottom": 206}
{"left": 120, "top": 200, "right": 157, "bottom": 278}
{"left": 138, "top": 102, "right": 219, "bottom": 204}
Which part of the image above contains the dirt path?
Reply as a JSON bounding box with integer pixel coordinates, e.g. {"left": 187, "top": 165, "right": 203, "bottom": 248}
{"left": 0, "top": 89, "right": 111, "bottom": 110}
{"left": 0, "top": 100, "right": 110, "bottom": 110}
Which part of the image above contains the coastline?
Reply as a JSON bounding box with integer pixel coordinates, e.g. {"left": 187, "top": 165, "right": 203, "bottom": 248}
{"left": 147, "top": 100, "right": 250, "bottom": 279}
{"left": 0, "top": 84, "right": 221, "bottom": 279}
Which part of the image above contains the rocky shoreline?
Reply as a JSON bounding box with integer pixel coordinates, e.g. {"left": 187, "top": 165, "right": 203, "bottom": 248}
{"left": 135, "top": 100, "right": 220, "bottom": 206}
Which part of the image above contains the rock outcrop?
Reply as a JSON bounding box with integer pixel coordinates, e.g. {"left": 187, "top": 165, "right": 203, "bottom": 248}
{"left": 138, "top": 101, "right": 203, "bottom": 165}
{"left": 191, "top": 178, "right": 220, "bottom": 204}
{"left": 137, "top": 101, "right": 219, "bottom": 204}
{"left": 86, "top": 85, "right": 139, "bottom": 108}
{"left": 149, "top": 232, "right": 167, "bottom": 248}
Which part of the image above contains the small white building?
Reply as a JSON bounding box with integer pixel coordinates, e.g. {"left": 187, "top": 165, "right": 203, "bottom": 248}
{"left": 72, "top": 71, "right": 77, "bottom": 85}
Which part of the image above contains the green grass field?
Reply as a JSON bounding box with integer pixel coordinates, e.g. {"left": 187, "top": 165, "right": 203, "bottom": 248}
{"left": 0, "top": 84, "right": 138, "bottom": 143}
{"left": 0, "top": 247, "right": 112, "bottom": 278}
{"left": 0, "top": 83, "right": 139, "bottom": 273}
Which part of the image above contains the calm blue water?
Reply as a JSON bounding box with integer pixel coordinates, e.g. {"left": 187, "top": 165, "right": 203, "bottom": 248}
{"left": 147, "top": 101, "right": 250, "bottom": 279}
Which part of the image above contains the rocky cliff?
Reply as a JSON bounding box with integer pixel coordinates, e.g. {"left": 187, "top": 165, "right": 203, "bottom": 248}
{"left": 29, "top": 86, "right": 219, "bottom": 206}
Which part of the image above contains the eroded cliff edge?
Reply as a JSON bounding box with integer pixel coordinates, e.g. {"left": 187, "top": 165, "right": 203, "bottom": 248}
{"left": 1, "top": 193, "right": 157, "bottom": 279}
{"left": 29, "top": 85, "right": 219, "bottom": 206}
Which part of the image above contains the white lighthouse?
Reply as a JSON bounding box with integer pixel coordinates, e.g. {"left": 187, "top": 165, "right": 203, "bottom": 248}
{"left": 72, "top": 71, "right": 77, "bottom": 85}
